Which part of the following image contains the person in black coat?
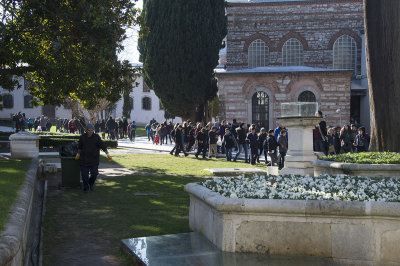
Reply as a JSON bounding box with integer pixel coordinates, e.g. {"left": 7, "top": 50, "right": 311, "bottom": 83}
{"left": 277, "top": 130, "right": 288, "bottom": 170}
{"left": 75, "top": 124, "right": 112, "bottom": 193}
{"left": 265, "top": 129, "right": 278, "bottom": 166}
{"left": 257, "top": 128, "right": 267, "bottom": 164}
{"left": 233, "top": 123, "right": 248, "bottom": 163}
{"left": 195, "top": 128, "right": 208, "bottom": 159}
{"left": 353, "top": 126, "right": 370, "bottom": 152}
{"left": 174, "top": 125, "right": 188, "bottom": 157}
{"left": 247, "top": 127, "right": 258, "bottom": 165}
{"left": 222, "top": 128, "right": 237, "bottom": 161}
{"left": 123, "top": 117, "right": 128, "bottom": 138}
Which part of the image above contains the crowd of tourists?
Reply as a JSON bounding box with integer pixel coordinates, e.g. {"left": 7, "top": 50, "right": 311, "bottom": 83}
{"left": 11, "top": 112, "right": 54, "bottom": 132}
{"left": 145, "top": 111, "right": 370, "bottom": 169}
{"left": 143, "top": 118, "right": 288, "bottom": 169}
{"left": 58, "top": 116, "right": 138, "bottom": 141}
{"left": 313, "top": 111, "right": 370, "bottom": 155}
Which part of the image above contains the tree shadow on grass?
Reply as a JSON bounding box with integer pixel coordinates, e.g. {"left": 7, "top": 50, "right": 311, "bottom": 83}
{"left": 44, "top": 160, "right": 202, "bottom": 265}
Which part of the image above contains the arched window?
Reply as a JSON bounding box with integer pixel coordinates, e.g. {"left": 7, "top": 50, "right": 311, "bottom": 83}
{"left": 24, "top": 95, "right": 33, "bottom": 108}
{"left": 142, "top": 97, "right": 151, "bottom": 110}
{"left": 333, "top": 35, "right": 357, "bottom": 72}
{"left": 298, "top": 90, "right": 316, "bottom": 102}
{"left": 251, "top": 91, "right": 269, "bottom": 129}
{"left": 2, "top": 94, "right": 13, "bottom": 109}
{"left": 282, "top": 38, "right": 304, "bottom": 66}
{"left": 248, "top": 39, "right": 269, "bottom": 68}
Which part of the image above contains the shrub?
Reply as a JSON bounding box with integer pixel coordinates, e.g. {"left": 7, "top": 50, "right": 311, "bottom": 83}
{"left": 39, "top": 138, "right": 117, "bottom": 149}
{"left": 321, "top": 152, "right": 400, "bottom": 164}
{"left": 39, "top": 134, "right": 80, "bottom": 140}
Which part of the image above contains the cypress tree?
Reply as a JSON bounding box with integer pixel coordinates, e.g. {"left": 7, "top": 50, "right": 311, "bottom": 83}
{"left": 139, "top": 0, "right": 227, "bottom": 118}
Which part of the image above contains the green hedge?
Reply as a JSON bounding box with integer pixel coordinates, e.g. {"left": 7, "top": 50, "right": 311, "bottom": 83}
{"left": 0, "top": 132, "right": 13, "bottom": 138}
{"left": 321, "top": 152, "right": 400, "bottom": 164}
{"left": 39, "top": 134, "right": 80, "bottom": 140}
{"left": 39, "top": 138, "right": 117, "bottom": 149}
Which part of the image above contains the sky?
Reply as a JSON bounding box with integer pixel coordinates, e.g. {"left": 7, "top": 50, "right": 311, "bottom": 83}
{"left": 118, "top": 0, "right": 143, "bottom": 64}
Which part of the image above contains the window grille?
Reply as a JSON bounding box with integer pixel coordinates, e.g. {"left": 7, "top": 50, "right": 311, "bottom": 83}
{"left": 251, "top": 91, "right": 269, "bottom": 129}
{"left": 142, "top": 97, "right": 151, "bottom": 110}
{"left": 333, "top": 35, "right": 357, "bottom": 73}
{"left": 282, "top": 38, "right": 304, "bottom": 66}
{"left": 3, "top": 94, "right": 13, "bottom": 109}
{"left": 248, "top": 39, "right": 269, "bottom": 68}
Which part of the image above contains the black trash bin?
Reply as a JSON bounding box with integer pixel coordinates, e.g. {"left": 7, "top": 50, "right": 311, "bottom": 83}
{"left": 60, "top": 156, "right": 81, "bottom": 187}
{"left": 59, "top": 142, "right": 81, "bottom": 187}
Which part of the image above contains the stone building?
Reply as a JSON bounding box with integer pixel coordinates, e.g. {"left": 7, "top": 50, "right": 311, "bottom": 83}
{"left": 216, "top": 0, "right": 369, "bottom": 130}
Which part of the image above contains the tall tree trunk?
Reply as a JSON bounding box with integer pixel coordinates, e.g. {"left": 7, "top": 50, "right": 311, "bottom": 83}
{"left": 364, "top": 0, "right": 400, "bottom": 151}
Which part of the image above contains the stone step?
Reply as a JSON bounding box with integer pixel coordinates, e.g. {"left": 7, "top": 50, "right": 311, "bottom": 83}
{"left": 121, "top": 232, "right": 341, "bottom": 266}
{"left": 204, "top": 168, "right": 268, "bottom": 176}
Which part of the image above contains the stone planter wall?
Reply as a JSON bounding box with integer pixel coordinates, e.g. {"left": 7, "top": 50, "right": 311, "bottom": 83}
{"left": 185, "top": 183, "right": 400, "bottom": 265}
{"left": 0, "top": 159, "right": 41, "bottom": 266}
{"left": 311, "top": 159, "right": 400, "bottom": 178}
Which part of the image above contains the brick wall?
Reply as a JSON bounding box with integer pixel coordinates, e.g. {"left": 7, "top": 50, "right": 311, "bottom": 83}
{"left": 226, "top": 0, "right": 364, "bottom": 72}
{"left": 217, "top": 70, "right": 352, "bottom": 128}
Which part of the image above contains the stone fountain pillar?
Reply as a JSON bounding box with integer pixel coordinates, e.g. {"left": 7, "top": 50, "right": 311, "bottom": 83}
{"left": 278, "top": 117, "right": 320, "bottom": 176}
{"left": 277, "top": 102, "right": 321, "bottom": 176}
{"left": 9, "top": 131, "right": 40, "bottom": 159}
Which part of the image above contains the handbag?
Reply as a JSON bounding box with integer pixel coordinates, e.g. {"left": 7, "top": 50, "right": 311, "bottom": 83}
{"left": 328, "top": 144, "right": 335, "bottom": 154}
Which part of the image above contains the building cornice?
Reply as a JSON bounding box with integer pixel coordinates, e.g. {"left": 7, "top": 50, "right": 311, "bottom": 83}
{"left": 227, "top": 0, "right": 363, "bottom": 8}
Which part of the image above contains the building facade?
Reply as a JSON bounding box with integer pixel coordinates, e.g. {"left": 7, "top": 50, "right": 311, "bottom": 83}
{"left": 0, "top": 75, "right": 180, "bottom": 126}
{"left": 0, "top": 77, "right": 72, "bottom": 121}
{"left": 217, "top": 0, "right": 368, "bottom": 129}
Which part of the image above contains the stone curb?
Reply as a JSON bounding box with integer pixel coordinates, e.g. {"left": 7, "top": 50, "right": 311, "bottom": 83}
{"left": 184, "top": 183, "right": 400, "bottom": 217}
{"left": 0, "top": 158, "right": 40, "bottom": 266}
{"left": 311, "top": 159, "right": 400, "bottom": 171}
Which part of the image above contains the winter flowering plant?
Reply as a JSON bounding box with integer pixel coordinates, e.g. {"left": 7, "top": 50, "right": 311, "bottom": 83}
{"left": 321, "top": 152, "right": 400, "bottom": 164}
{"left": 200, "top": 174, "right": 400, "bottom": 202}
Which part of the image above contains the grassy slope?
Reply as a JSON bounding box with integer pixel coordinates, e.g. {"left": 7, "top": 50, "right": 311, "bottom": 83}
{"left": 0, "top": 159, "right": 31, "bottom": 233}
{"left": 43, "top": 154, "right": 266, "bottom": 265}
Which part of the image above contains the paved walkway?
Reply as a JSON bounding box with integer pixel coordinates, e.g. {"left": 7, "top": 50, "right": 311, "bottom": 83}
{"left": 0, "top": 131, "right": 262, "bottom": 161}
{"left": 0, "top": 126, "right": 14, "bottom": 132}
{"left": 118, "top": 136, "right": 265, "bottom": 161}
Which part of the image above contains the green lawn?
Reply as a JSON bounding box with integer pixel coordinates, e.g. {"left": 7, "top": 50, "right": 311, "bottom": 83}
{"left": 43, "top": 154, "right": 265, "bottom": 264}
{"left": 109, "top": 153, "right": 266, "bottom": 176}
{"left": 0, "top": 159, "right": 31, "bottom": 233}
{"left": 135, "top": 126, "right": 146, "bottom": 137}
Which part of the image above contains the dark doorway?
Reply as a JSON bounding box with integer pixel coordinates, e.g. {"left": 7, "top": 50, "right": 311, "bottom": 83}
{"left": 252, "top": 91, "right": 269, "bottom": 129}
{"left": 350, "top": 94, "right": 361, "bottom": 125}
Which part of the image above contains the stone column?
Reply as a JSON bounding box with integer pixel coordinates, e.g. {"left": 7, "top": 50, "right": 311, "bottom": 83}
{"left": 9, "top": 132, "right": 40, "bottom": 159}
{"left": 278, "top": 117, "right": 320, "bottom": 176}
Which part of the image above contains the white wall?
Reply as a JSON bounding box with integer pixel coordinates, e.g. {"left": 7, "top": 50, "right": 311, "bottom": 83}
{"left": 0, "top": 77, "right": 42, "bottom": 119}
{"left": 0, "top": 75, "right": 180, "bottom": 125}
{"left": 113, "top": 76, "right": 182, "bottom": 125}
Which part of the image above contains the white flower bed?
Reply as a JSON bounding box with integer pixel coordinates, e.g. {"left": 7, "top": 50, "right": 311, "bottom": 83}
{"left": 201, "top": 174, "right": 400, "bottom": 202}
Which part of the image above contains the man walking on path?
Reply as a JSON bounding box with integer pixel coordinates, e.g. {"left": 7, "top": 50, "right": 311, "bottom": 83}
{"left": 75, "top": 124, "right": 112, "bottom": 193}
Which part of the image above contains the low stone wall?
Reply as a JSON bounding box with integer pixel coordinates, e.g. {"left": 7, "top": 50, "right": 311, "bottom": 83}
{"left": 0, "top": 159, "right": 41, "bottom": 266}
{"left": 185, "top": 183, "right": 400, "bottom": 265}
{"left": 311, "top": 159, "right": 400, "bottom": 178}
